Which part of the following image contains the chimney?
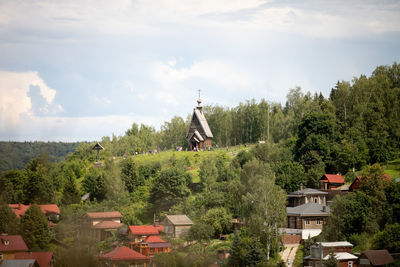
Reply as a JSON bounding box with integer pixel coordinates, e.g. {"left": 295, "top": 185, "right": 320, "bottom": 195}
{"left": 299, "top": 183, "right": 303, "bottom": 191}
{"left": 154, "top": 219, "right": 160, "bottom": 227}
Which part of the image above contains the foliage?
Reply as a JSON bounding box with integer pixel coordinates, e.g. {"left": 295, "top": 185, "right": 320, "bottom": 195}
{"left": 61, "top": 169, "right": 81, "bottom": 205}
{"left": 323, "top": 252, "right": 339, "bottom": 267}
{"left": 202, "top": 207, "right": 232, "bottom": 236}
{"left": 20, "top": 204, "right": 51, "bottom": 250}
{"left": 0, "top": 141, "right": 80, "bottom": 174}
{"left": 293, "top": 244, "right": 304, "bottom": 267}
{"left": 373, "top": 223, "right": 400, "bottom": 253}
{"left": 187, "top": 222, "right": 214, "bottom": 243}
{"left": 322, "top": 192, "right": 374, "bottom": 241}
{"left": 150, "top": 166, "right": 190, "bottom": 212}
{"left": 0, "top": 205, "right": 19, "bottom": 234}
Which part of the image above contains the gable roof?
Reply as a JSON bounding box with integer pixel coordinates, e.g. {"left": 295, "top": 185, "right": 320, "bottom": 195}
{"left": 0, "top": 259, "right": 38, "bottom": 267}
{"left": 164, "top": 215, "right": 193, "bottom": 225}
{"left": 86, "top": 211, "right": 122, "bottom": 219}
{"left": 319, "top": 241, "right": 353, "bottom": 247}
{"left": 287, "top": 203, "right": 330, "bottom": 216}
{"left": 189, "top": 109, "right": 213, "bottom": 138}
{"left": 0, "top": 235, "right": 29, "bottom": 252}
{"left": 288, "top": 188, "right": 328, "bottom": 197}
{"left": 93, "top": 221, "right": 124, "bottom": 229}
{"left": 144, "top": 235, "right": 166, "bottom": 243}
{"left": 322, "top": 252, "right": 357, "bottom": 260}
{"left": 321, "top": 174, "right": 345, "bottom": 184}
{"left": 15, "top": 252, "right": 53, "bottom": 267}
{"left": 99, "top": 246, "right": 149, "bottom": 261}
{"left": 128, "top": 225, "right": 160, "bottom": 236}
{"left": 8, "top": 204, "right": 60, "bottom": 218}
{"left": 362, "top": 250, "right": 394, "bottom": 265}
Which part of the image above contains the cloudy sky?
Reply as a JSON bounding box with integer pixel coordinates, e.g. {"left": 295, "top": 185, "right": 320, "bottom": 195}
{"left": 0, "top": 0, "right": 399, "bottom": 141}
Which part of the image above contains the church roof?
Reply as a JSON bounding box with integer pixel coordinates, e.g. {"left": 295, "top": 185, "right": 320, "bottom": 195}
{"left": 193, "top": 108, "right": 213, "bottom": 138}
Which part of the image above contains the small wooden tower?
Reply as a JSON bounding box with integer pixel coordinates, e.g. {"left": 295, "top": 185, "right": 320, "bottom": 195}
{"left": 186, "top": 90, "right": 213, "bottom": 150}
{"left": 93, "top": 142, "right": 104, "bottom": 167}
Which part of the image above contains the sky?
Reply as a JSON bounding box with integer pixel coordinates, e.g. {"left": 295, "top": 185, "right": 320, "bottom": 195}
{"left": 0, "top": 0, "right": 399, "bottom": 142}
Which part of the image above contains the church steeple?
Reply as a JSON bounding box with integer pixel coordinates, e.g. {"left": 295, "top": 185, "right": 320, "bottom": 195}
{"left": 197, "top": 89, "right": 202, "bottom": 109}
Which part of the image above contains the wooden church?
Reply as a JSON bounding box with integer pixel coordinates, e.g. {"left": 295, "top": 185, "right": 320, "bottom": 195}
{"left": 186, "top": 92, "right": 213, "bottom": 150}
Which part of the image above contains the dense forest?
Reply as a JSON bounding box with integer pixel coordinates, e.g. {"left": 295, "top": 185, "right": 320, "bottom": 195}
{"left": 0, "top": 141, "right": 81, "bottom": 174}
{"left": 0, "top": 62, "right": 400, "bottom": 266}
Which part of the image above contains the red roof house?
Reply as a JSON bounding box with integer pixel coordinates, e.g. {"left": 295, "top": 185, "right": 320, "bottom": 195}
{"left": 98, "top": 246, "right": 149, "bottom": 267}
{"left": 319, "top": 174, "right": 345, "bottom": 190}
{"left": 127, "top": 225, "right": 161, "bottom": 243}
{"left": 15, "top": 251, "right": 54, "bottom": 267}
{"left": 350, "top": 174, "right": 391, "bottom": 191}
{"left": 0, "top": 235, "right": 29, "bottom": 259}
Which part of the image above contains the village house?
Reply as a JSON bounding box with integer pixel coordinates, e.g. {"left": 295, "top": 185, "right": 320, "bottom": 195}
{"left": 186, "top": 93, "right": 213, "bottom": 151}
{"left": 161, "top": 215, "right": 193, "bottom": 238}
{"left": 357, "top": 250, "right": 394, "bottom": 266}
{"left": 319, "top": 174, "right": 345, "bottom": 190}
{"left": 285, "top": 202, "right": 330, "bottom": 240}
{"left": 304, "top": 242, "right": 358, "bottom": 267}
{"left": 84, "top": 211, "right": 124, "bottom": 241}
{"left": 127, "top": 225, "right": 163, "bottom": 243}
{"left": 98, "top": 246, "right": 150, "bottom": 267}
{"left": 287, "top": 187, "right": 328, "bottom": 207}
{"left": 8, "top": 204, "right": 60, "bottom": 227}
{"left": 15, "top": 252, "right": 54, "bottom": 267}
{"left": 0, "top": 235, "right": 29, "bottom": 260}
{"left": 130, "top": 236, "right": 172, "bottom": 258}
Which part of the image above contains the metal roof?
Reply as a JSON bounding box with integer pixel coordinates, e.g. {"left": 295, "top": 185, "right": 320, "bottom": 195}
{"left": 288, "top": 188, "right": 328, "bottom": 197}
{"left": 287, "top": 203, "right": 330, "bottom": 216}
{"left": 0, "top": 259, "right": 37, "bottom": 267}
{"left": 318, "top": 241, "right": 353, "bottom": 247}
{"left": 163, "top": 215, "right": 193, "bottom": 225}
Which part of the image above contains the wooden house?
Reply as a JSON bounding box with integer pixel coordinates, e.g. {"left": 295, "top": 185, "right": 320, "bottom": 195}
{"left": 357, "top": 250, "right": 394, "bottom": 266}
{"left": 304, "top": 242, "right": 357, "bottom": 267}
{"left": 84, "top": 211, "right": 123, "bottom": 241}
{"left": 130, "top": 236, "right": 172, "bottom": 258}
{"left": 161, "top": 215, "right": 193, "bottom": 238}
{"left": 0, "top": 235, "right": 29, "bottom": 260}
{"left": 186, "top": 96, "right": 213, "bottom": 150}
{"left": 127, "top": 225, "right": 162, "bottom": 243}
{"left": 98, "top": 246, "right": 149, "bottom": 267}
{"left": 319, "top": 174, "right": 345, "bottom": 190}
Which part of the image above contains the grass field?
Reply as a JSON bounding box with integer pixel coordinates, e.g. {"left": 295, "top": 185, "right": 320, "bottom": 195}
{"left": 384, "top": 158, "right": 400, "bottom": 179}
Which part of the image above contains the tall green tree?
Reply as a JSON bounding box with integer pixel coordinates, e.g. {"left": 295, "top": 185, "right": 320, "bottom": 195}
{"left": 61, "top": 169, "right": 80, "bottom": 205}
{"left": 0, "top": 205, "right": 19, "bottom": 234}
{"left": 21, "top": 204, "right": 51, "bottom": 250}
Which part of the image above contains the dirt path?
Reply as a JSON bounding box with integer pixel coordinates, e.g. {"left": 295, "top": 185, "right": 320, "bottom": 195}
{"left": 280, "top": 244, "right": 299, "bottom": 266}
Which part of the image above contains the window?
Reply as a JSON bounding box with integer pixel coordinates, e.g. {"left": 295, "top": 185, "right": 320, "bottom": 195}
{"left": 317, "top": 219, "right": 321, "bottom": 225}
{"left": 0, "top": 253, "right": 3, "bottom": 259}
{"left": 348, "top": 261, "right": 353, "bottom": 267}
{"left": 314, "top": 198, "right": 318, "bottom": 203}
{"left": 306, "top": 219, "right": 310, "bottom": 225}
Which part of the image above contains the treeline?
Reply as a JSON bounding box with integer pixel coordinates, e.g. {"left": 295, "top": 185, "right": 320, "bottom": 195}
{"left": 0, "top": 141, "right": 81, "bottom": 174}
{"left": 99, "top": 62, "right": 400, "bottom": 178}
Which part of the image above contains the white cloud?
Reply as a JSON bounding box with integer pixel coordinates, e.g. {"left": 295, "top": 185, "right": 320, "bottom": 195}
{"left": 0, "top": 71, "right": 59, "bottom": 127}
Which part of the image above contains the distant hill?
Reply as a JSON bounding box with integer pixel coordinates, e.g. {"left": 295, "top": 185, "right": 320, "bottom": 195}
{"left": 0, "top": 141, "right": 81, "bottom": 174}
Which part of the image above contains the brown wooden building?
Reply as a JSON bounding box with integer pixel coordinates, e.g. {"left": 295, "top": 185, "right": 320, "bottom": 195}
{"left": 186, "top": 95, "right": 213, "bottom": 150}
{"left": 161, "top": 215, "right": 193, "bottom": 238}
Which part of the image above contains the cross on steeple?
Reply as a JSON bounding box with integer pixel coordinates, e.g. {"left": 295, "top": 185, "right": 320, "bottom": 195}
{"left": 197, "top": 89, "right": 202, "bottom": 108}
{"left": 198, "top": 89, "right": 201, "bottom": 99}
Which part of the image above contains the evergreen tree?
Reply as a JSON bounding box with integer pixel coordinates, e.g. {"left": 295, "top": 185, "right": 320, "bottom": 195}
{"left": 323, "top": 252, "right": 339, "bottom": 267}
{"left": 21, "top": 204, "right": 51, "bottom": 250}
{"left": 229, "top": 231, "right": 245, "bottom": 267}
{"left": 0, "top": 205, "right": 19, "bottom": 234}
{"left": 244, "top": 239, "right": 266, "bottom": 267}
{"left": 61, "top": 170, "right": 80, "bottom": 205}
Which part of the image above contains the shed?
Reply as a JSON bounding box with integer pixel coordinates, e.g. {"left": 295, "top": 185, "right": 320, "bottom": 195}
{"left": 358, "top": 250, "right": 394, "bottom": 266}
{"left": 161, "top": 215, "right": 193, "bottom": 238}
